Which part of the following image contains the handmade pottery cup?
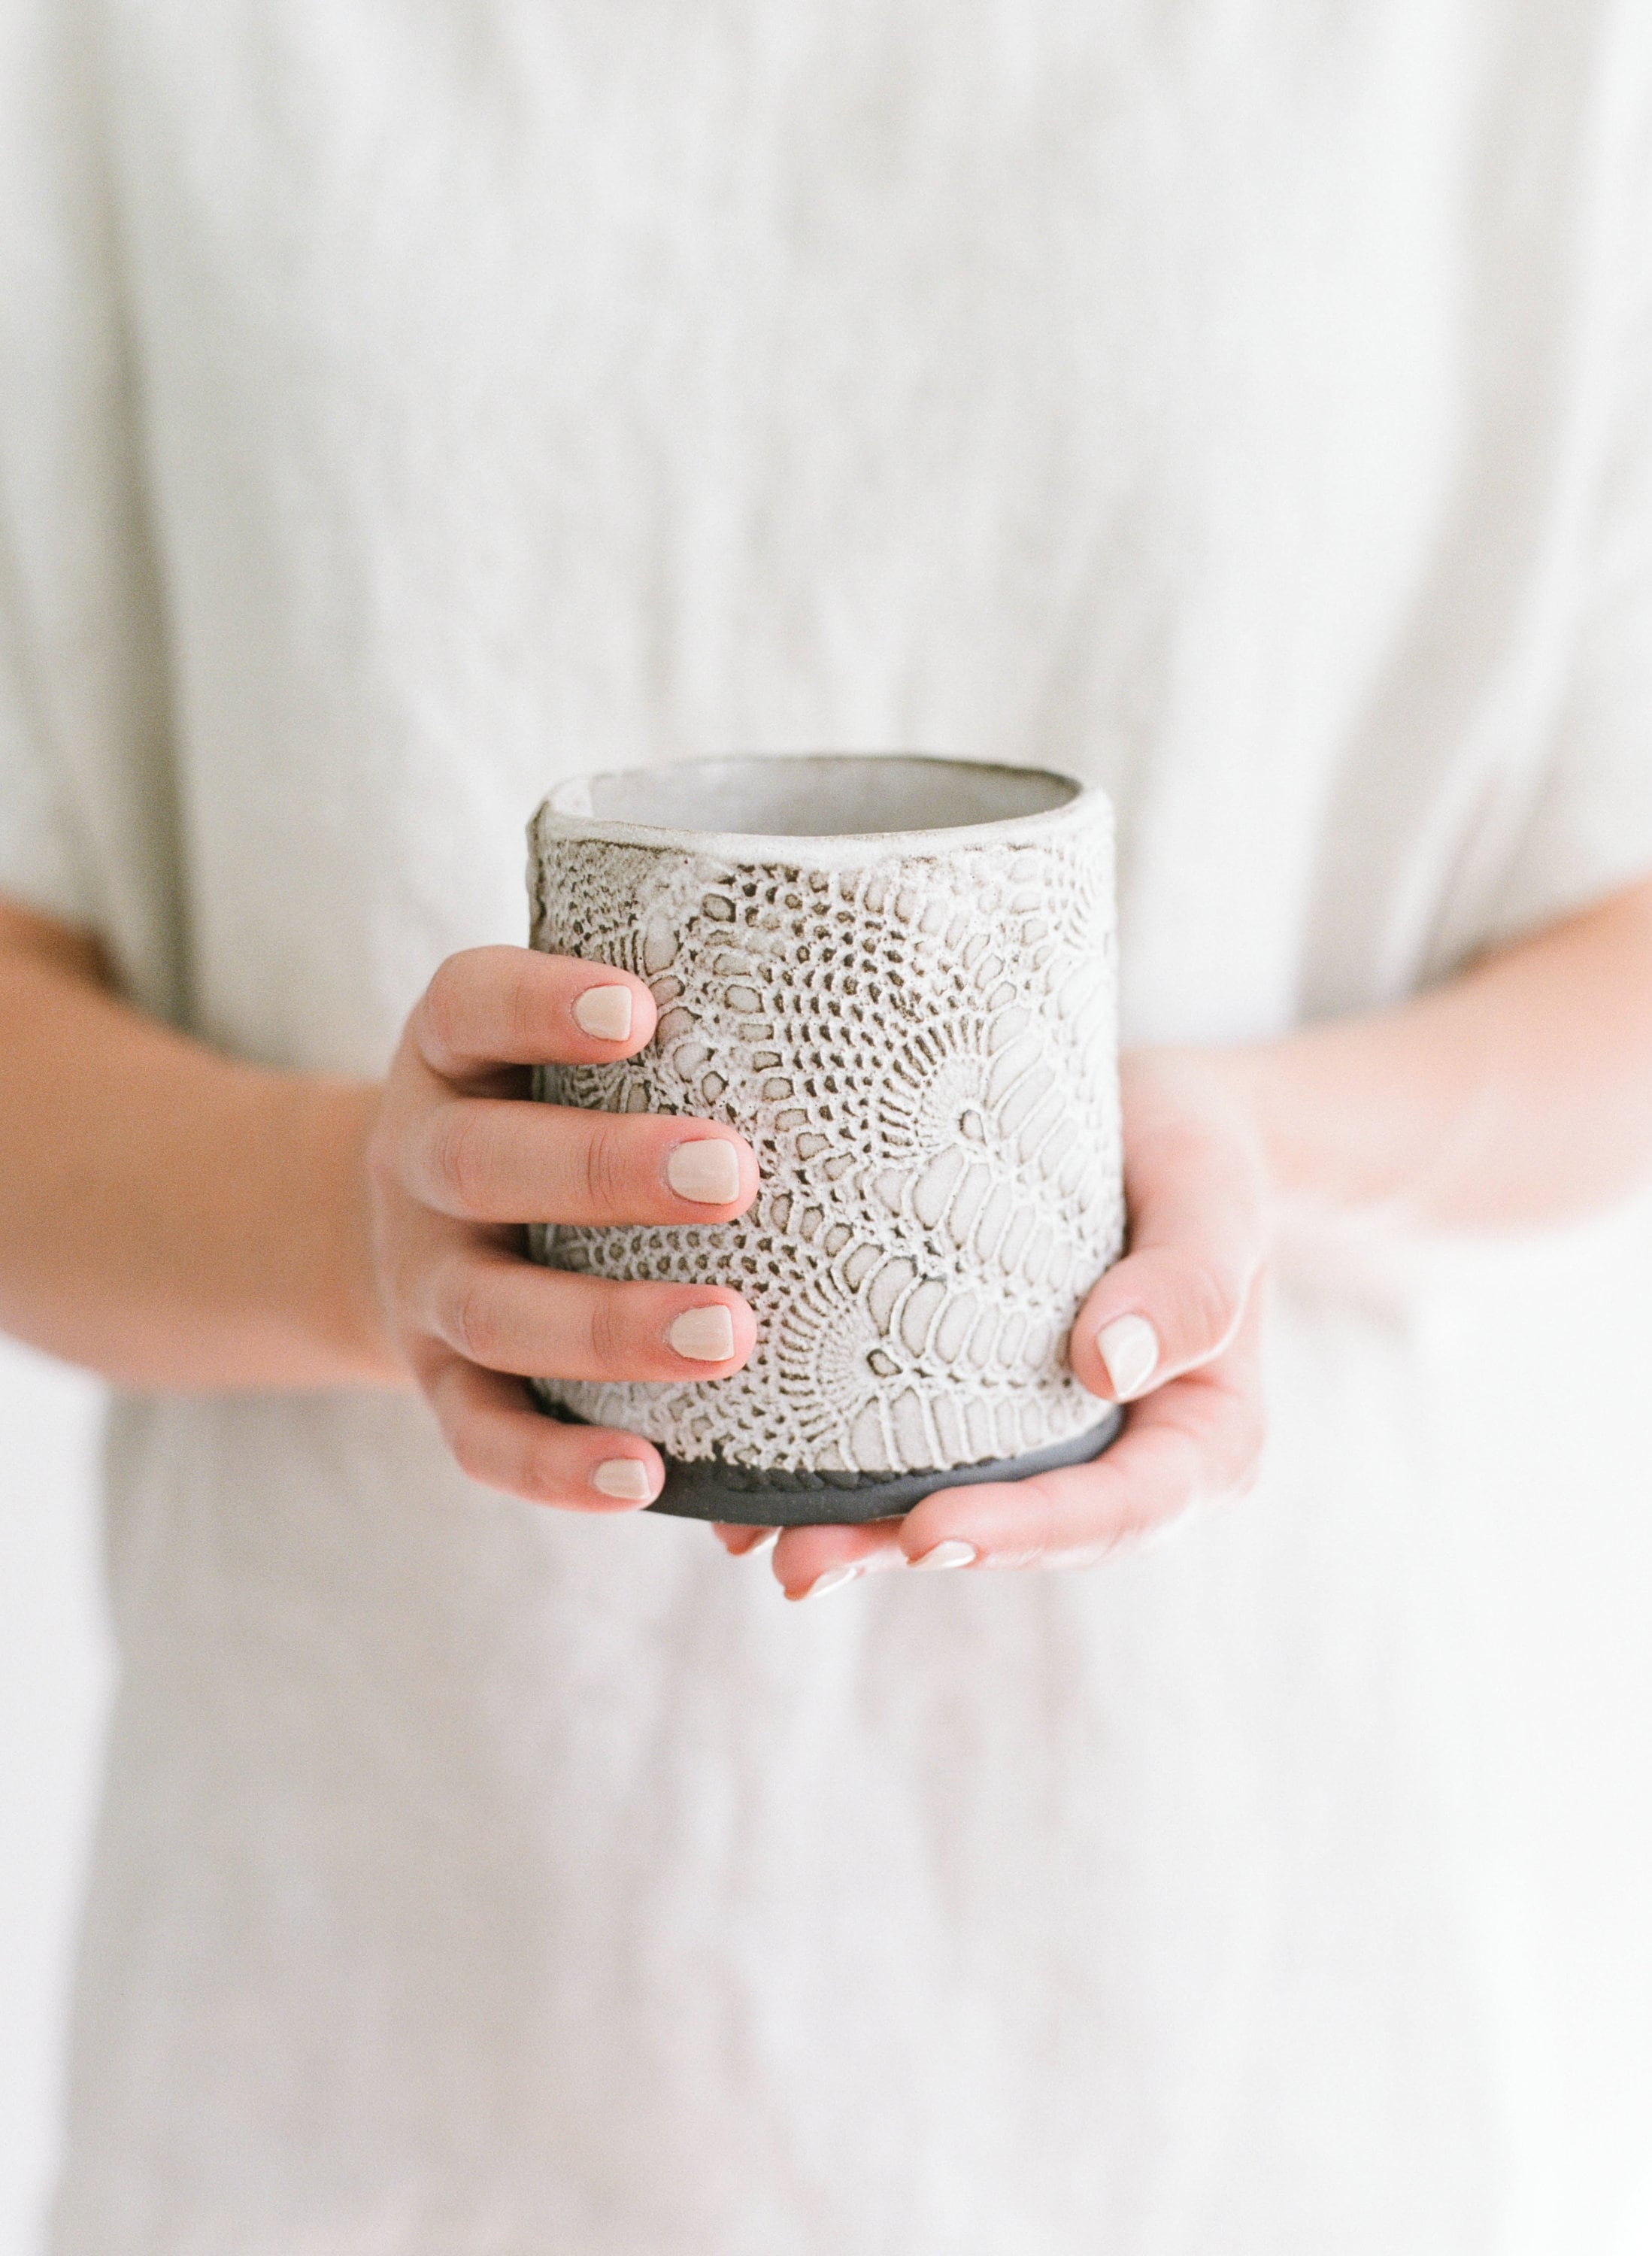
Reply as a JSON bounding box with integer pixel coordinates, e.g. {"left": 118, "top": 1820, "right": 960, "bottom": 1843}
{"left": 525, "top": 754, "right": 1125, "bottom": 1524}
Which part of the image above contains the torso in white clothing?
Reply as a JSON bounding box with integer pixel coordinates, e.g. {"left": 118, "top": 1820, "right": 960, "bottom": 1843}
{"left": 2, "top": 4, "right": 1650, "bottom": 2249}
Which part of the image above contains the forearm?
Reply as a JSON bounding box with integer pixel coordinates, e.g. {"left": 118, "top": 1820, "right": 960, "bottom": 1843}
{"left": 0, "top": 909, "right": 402, "bottom": 1389}
{"left": 9, "top": 869, "right": 1648, "bottom": 1400}
{"left": 1209, "top": 875, "right": 1652, "bottom": 1234}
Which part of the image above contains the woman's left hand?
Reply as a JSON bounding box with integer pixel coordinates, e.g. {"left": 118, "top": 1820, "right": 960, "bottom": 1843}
{"left": 713, "top": 1047, "right": 1273, "bottom": 1597}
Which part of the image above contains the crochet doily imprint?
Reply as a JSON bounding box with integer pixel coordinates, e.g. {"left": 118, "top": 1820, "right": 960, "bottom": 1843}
{"left": 527, "top": 827, "right": 1123, "bottom": 1476}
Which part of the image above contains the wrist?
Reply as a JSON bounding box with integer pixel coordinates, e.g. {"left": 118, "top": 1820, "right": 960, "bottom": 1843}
{"left": 281, "top": 1076, "right": 410, "bottom": 1388}
{"left": 1179, "top": 1028, "right": 1432, "bottom": 1249}
{"left": 1122, "top": 1042, "right": 1278, "bottom": 1219}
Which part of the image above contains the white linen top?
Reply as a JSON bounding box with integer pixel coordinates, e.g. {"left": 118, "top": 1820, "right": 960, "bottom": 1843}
{"left": 4, "top": 3, "right": 1652, "bottom": 2248}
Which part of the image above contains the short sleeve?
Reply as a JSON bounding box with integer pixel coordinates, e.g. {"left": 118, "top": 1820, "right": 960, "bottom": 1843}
{"left": 0, "top": 590, "right": 99, "bottom": 927}
{"left": 1471, "top": 54, "right": 1652, "bottom": 951}
{"left": 1486, "top": 359, "right": 1652, "bottom": 942}
{"left": 0, "top": 0, "right": 183, "bottom": 1011}
{"left": 0, "top": 0, "right": 98, "bottom": 932}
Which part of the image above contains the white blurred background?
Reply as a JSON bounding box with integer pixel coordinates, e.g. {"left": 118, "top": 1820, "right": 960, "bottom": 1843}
{"left": 2, "top": 1208, "right": 1650, "bottom": 2253}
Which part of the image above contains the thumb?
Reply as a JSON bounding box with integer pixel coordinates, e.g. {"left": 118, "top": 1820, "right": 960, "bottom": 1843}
{"left": 1068, "top": 1075, "right": 1269, "bottom": 1405}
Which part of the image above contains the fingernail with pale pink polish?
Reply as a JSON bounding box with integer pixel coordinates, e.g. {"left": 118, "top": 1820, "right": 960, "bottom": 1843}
{"left": 590, "top": 1457, "right": 656, "bottom": 1502}
{"left": 669, "top": 1305, "right": 736, "bottom": 1361}
{"left": 796, "top": 1564, "right": 861, "bottom": 1600}
{"left": 1099, "top": 1313, "right": 1159, "bottom": 1399}
{"left": 666, "top": 1139, "right": 742, "bottom": 1204}
{"left": 910, "top": 1539, "right": 977, "bottom": 1571}
{"left": 573, "top": 984, "right": 633, "bottom": 1041}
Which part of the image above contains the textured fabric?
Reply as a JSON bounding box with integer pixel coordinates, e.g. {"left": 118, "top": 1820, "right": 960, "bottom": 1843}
{"left": 2, "top": 2, "right": 1651, "bottom": 2248}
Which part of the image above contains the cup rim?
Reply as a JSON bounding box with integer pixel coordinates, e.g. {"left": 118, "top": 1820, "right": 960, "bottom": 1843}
{"left": 531, "top": 751, "right": 1111, "bottom": 866}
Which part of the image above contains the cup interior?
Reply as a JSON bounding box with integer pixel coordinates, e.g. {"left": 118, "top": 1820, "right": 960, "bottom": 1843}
{"left": 548, "top": 754, "right": 1078, "bottom": 840}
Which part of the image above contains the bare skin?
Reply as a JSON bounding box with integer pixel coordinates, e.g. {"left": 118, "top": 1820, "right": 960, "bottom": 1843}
{"left": 3, "top": 874, "right": 1651, "bottom": 1590}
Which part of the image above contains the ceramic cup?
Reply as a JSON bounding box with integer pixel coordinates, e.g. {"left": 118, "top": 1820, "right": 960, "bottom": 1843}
{"left": 525, "top": 754, "right": 1125, "bottom": 1524}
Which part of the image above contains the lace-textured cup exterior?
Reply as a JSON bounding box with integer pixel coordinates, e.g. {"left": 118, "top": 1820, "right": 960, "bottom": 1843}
{"left": 526, "top": 758, "right": 1123, "bottom": 1482}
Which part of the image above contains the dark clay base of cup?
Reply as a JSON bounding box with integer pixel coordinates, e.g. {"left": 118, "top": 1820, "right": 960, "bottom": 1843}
{"left": 653, "top": 1408, "right": 1126, "bottom": 1524}
{"left": 537, "top": 1399, "right": 1126, "bottom": 1525}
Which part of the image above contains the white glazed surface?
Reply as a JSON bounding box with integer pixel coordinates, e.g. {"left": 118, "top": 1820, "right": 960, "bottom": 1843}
{"left": 527, "top": 759, "right": 1123, "bottom": 1476}
{"left": 544, "top": 751, "right": 1080, "bottom": 845}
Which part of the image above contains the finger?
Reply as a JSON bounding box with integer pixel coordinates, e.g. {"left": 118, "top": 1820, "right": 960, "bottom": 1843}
{"left": 768, "top": 1518, "right": 910, "bottom": 1599}
{"left": 415, "top": 946, "right": 658, "bottom": 1084}
{"left": 404, "top": 1101, "right": 756, "bottom": 1226}
{"left": 711, "top": 1524, "right": 779, "bottom": 1558}
{"left": 421, "top": 1352, "right": 667, "bottom": 1511}
{"left": 892, "top": 1297, "right": 1266, "bottom": 1572}
{"left": 1072, "top": 1117, "right": 1268, "bottom": 1406}
{"left": 420, "top": 1256, "right": 756, "bottom": 1381}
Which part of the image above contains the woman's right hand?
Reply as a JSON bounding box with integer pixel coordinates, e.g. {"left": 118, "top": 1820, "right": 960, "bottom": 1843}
{"left": 364, "top": 945, "right": 759, "bottom": 1510}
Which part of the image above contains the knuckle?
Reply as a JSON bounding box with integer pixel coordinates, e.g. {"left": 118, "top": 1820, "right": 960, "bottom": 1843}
{"left": 579, "top": 1117, "right": 632, "bottom": 1215}
{"left": 502, "top": 957, "right": 546, "bottom": 1057}
{"left": 430, "top": 1105, "right": 493, "bottom": 1214}
{"left": 583, "top": 1287, "right": 630, "bottom": 1375}
{"left": 441, "top": 1266, "right": 500, "bottom": 1366}
{"left": 444, "top": 1403, "right": 558, "bottom": 1506}
{"left": 1177, "top": 1254, "right": 1244, "bottom": 1356}
{"left": 499, "top": 1434, "right": 545, "bottom": 1498}
{"left": 520, "top": 1453, "right": 577, "bottom": 1509}
{"left": 488, "top": 1418, "right": 571, "bottom": 1506}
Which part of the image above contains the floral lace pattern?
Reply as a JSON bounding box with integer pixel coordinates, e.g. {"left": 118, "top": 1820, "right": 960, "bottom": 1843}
{"left": 527, "top": 811, "right": 1123, "bottom": 1475}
